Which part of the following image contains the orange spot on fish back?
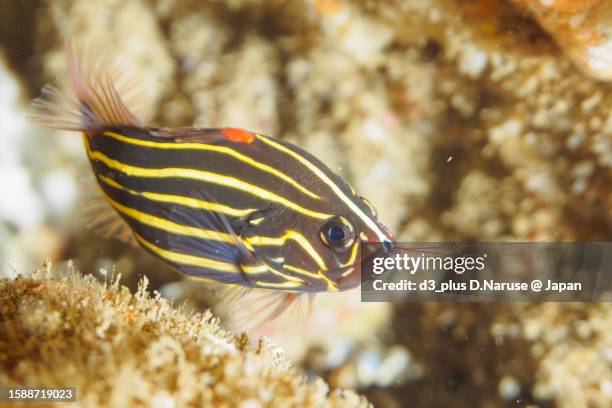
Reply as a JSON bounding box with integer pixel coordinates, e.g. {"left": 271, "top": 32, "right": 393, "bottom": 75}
{"left": 222, "top": 128, "right": 255, "bottom": 144}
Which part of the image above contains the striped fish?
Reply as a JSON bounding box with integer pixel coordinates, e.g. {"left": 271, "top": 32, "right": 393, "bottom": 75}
{"left": 30, "top": 45, "right": 393, "bottom": 324}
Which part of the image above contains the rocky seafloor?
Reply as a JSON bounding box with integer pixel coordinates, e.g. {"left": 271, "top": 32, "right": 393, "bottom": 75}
{"left": 0, "top": 0, "right": 611, "bottom": 407}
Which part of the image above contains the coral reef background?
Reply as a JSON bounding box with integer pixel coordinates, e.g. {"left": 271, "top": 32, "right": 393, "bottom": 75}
{"left": 0, "top": 264, "right": 367, "bottom": 407}
{"left": 0, "top": 0, "right": 611, "bottom": 407}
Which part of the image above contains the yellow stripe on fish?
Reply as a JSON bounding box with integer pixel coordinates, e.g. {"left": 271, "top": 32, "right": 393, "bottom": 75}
{"left": 98, "top": 174, "right": 257, "bottom": 218}
{"left": 257, "top": 133, "right": 389, "bottom": 242}
{"left": 134, "top": 233, "right": 240, "bottom": 273}
{"left": 84, "top": 137, "right": 332, "bottom": 220}
{"left": 103, "top": 131, "right": 321, "bottom": 200}
{"left": 103, "top": 192, "right": 237, "bottom": 244}
{"left": 245, "top": 230, "right": 327, "bottom": 271}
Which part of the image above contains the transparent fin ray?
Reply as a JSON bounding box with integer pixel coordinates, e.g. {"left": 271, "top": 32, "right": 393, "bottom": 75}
{"left": 77, "top": 178, "right": 137, "bottom": 246}
{"left": 29, "top": 43, "right": 144, "bottom": 131}
{"left": 217, "top": 286, "right": 315, "bottom": 332}
{"left": 149, "top": 127, "right": 228, "bottom": 142}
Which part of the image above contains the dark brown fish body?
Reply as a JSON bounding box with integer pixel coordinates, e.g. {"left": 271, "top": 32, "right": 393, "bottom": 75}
{"left": 85, "top": 124, "right": 391, "bottom": 292}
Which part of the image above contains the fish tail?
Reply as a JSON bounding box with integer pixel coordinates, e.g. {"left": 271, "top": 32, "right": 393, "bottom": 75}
{"left": 29, "top": 43, "right": 143, "bottom": 132}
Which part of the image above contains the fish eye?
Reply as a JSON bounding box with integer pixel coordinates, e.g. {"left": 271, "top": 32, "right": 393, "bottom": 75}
{"left": 359, "top": 196, "right": 378, "bottom": 219}
{"left": 320, "top": 216, "right": 355, "bottom": 252}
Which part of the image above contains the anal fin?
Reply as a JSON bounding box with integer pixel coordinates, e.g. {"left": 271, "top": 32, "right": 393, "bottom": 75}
{"left": 215, "top": 286, "right": 315, "bottom": 333}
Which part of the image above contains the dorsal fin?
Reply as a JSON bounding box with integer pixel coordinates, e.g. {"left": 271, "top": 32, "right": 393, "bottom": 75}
{"left": 149, "top": 127, "right": 225, "bottom": 142}
{"left": 29, "top": 43, "right": 143, "bottom": 132}
{"left": 150, "top": 127, "right": 256, "bottom": 144}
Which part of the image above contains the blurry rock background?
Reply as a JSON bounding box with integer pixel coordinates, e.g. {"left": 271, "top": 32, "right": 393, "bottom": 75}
{"left": 0, "top": 0, "right": 611, "bottom": 407}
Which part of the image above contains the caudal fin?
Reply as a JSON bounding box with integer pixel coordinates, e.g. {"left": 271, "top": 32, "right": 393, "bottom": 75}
{"left": 29, "top": 43, "right": 143, "bottom": 132}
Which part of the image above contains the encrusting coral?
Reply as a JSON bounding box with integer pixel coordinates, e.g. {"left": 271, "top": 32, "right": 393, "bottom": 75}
{"left": 0, "top": 263, "right": 369, "bottom": 407}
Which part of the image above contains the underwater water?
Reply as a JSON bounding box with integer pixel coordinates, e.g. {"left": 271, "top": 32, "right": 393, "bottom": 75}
{"left": 1, "top": 1, "right": 611, "bottom": 407}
